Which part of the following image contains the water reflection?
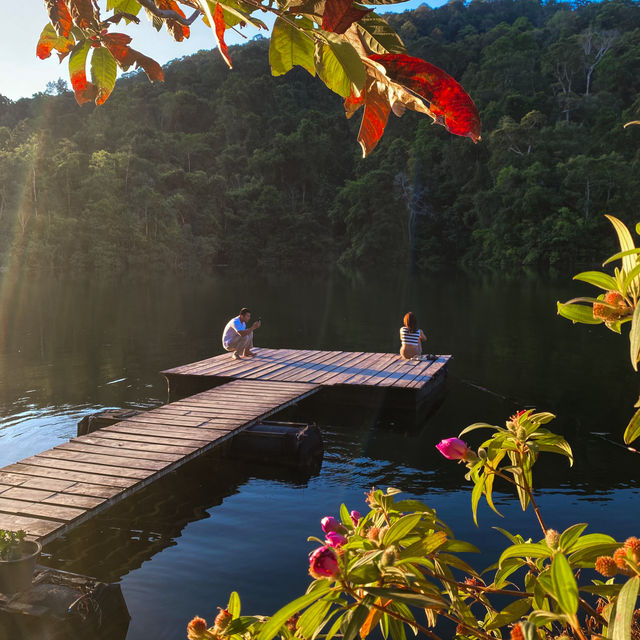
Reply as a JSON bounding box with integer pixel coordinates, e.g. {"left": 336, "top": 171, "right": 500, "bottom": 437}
{"left": 0, "top": 270, "right": 638, "bottom": 640}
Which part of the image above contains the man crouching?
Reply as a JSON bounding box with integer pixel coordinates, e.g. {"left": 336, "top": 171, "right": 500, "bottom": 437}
{"left": 222, "top": 308, "right": 261, "bottom": 359}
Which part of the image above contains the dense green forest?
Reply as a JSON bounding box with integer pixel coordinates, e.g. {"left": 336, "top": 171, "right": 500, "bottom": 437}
{"left": 1, "top": 0, "right": 640, "bottom": 272}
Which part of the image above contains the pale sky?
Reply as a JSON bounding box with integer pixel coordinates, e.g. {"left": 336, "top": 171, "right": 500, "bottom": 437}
{"left": 1, "top": 0, "right": 439, "bottom": 101}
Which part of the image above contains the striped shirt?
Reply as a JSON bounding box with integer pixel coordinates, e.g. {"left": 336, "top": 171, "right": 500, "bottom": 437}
{"left": 400, "top": 327, "right": 421, "bottom": 346}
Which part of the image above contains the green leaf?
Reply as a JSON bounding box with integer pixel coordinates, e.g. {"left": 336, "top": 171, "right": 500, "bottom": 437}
{"left": 382, "top": 513, "right": 422, "bottom": 546}
{"left": 603, "top": 247, "right": 640, "bottom": 266}
{"left": 107, "top": 0, "right": 142, "bottom": 13}
{"left": 621, "top": 263, "right": 640, "bottom": 297}
{"left": 493, "top": 527, "right": 521, "bottom": 544}
{"left": 392, "top": 499, "right": 434, "bottom": 514}
{"left": 569, "top": 541, "right": 620, "bottom": 567}
{"left": 397, "top": 530, "right": 447, "bottom": 561}
{"left": 342, "top": 603, "right": 370, "bottom": 640}
{"left": 458, "top": 422, "right": 501, "bottom": 437}
{"left": 556, "top": 301, "right": 603, "bottom": 325}
{"left": 257, "top": 582, "right": 332, "bottom": 640}
{"left": 227, "top": 591, "right": 241, "bottom": 618}
{"left": 297, "top": 599, "right": 332, "bottom": 640}
{"left": 440, "top": 539, "right": 480, "bottom": 554}
{"left": 339, "top": 503, "right": 352, "bottom": 527}
{"left": 573, "top": 270, "right": 618, "bottom": 291}
{"left": 630, "top": 302, "right": 640, "bottom": 371}
{"left": 362, "top": 587, "right": 444, "bottom": 609}
{"left": 269, "top": 16, "right": 315, "bottom": 77}
{"left": 485, "top": 598, "right": 532, "bottom": 630}
{"left": 499, "top": 543, "right": 551, "bottom": 567}
{"left": 470, "top": 471, "right": 486, "bottom": 527}
{"left": 551, "top": 553, "right": 578, "bottom": 617}
{"left": 624, "top": 406, "right": 640, "bottom": 445}
{"left": 606, "top": 215, "right": 640, "bottom": 297}
{"left": 558, "top": 523, "right": 587, "bottom": 552}
{"left": 90, "top": 46, "right": 117, "bottom": 104}
{"left": 226, "top": 616, "right": 260, "bottom": 635}
{"left": 528, "top": 609, "right": 566, "bottom": 627}
{"left": 315, "top": 33, "right": 365, "bottom": 98}
{"left": 609, "top": 576, "right": 639, "bottom": 640}
{"left": 356, "top": 13, "right": 407, "bottom": 55}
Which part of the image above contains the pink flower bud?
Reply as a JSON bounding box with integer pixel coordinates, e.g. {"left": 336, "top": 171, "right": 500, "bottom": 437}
{"left": 309, "top": 546, "right": 340, "bottom": 579}
{"left": 350, "top": 510, "right": 361, "bottom": 526}
{"left": 321, "top": 516, "right": 341, "bottom": 534}
{"left": 436, "top": 437, "right": 472, "bottom": 461}
{"left": 325, "top": 532, "right": 347, "bottom": 548}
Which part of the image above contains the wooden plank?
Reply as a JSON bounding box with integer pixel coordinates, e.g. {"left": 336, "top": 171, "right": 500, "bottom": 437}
{"left": 227, "top": 350, "right": 321, "bottom": 381}
{"left": 0, "top": 497, "right": 85, "bottom": 522}
{"left": 195, "top": 348, "right": 299, "bottom": 379}
{"left": 406, "top": 358, "right": 449, "bottom": 389}
{"left": 25, "top": 456, "right": 150, "bottom": 480}
{"left": 90, "top": 430, "right": 207, "bottom": 449}
{"left": 119, "top": 413, "right": 210, "bottom": 427}
{"left": 265, "top": 350, "right": 343, "bottom": 383}
{"left": 374, "top": 356, "right": 423, "bottom": 387}
{"left": 37, "top": 449, "right": 167, "bottom": 472}
{"left": 341, "top": 352, "right": 399, "bottom": 386}
{"left": 299, "top": 350, "right": 366, "bottom": 384}
{"left": 57, "top": 441, "right": 182, "bottom": 463}
{"left": 61, "top": 483, "right": 121, "bottom": 499}
{"left": 289, "top": 350, "right": 355, "bottom": 383}
{"left": 320, "top": 351, "right": 391, "bottom": 386}
{"left": 4, "top": 463, "right": 139, "bottom": 489}
{"left": 0, "top": 486, "right": 104, "bottom": 509}
{"left": 311, "top": 351, "right": 368, "bottom": 385}
{"left": 105, "top": 422, "right": 236, "bottom": 442}
{"left": 76, "top": 434, "right": 196, "bottom": 456}
{"left": 0, "top": 472, "right": 74, "bottom": 492}
{"left": 0, "top": 513, "right": 60, "bottom": 538}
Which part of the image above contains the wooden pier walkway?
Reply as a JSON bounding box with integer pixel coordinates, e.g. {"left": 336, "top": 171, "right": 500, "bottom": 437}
{"left": 0, "top": 380, "right": 318, "bottom": 545}
{"left": 162, "top": 348, "right": 451, "bottom": 400}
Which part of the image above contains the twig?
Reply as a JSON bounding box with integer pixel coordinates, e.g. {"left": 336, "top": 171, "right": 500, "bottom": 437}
{"left": 137, "top": 0, "right": 201, "bottom": 25}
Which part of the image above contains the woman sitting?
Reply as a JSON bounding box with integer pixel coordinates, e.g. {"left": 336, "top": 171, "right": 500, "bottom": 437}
{"left": 399, "top": 311, "right": 427, "bottom": 360}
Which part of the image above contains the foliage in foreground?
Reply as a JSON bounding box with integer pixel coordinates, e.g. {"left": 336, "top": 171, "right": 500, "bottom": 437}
{"left": 558, "top": 215, "right": 640, "bottom": 446}
{"left": 36, "top": 0, "right": 480, "bottom": 157}
{"left": 186, "top": 410, "right": 640, "bottom": 640}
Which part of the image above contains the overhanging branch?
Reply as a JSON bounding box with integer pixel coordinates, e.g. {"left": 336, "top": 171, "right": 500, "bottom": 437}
{"left": 137, "top": 0, "right": 201, "bottom": 25}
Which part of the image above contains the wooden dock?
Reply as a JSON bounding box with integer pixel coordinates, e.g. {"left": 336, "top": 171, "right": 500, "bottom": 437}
{"left": 0, "top": 380, "right": 318, "bottom": 544}
{"left": 162, "top": 348, "right": 451, "bottom": 403}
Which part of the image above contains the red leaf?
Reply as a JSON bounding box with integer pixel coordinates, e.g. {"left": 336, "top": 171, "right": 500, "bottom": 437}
{"left": 68, "top": 0, "right": 97, "bottom": 29}
{"left": 45, "top": 0, "right": 72, "bottom": 37}
{"left": 157, "top": 0, "right": 190, "bottom": 42}
{"left": 322, "top": 0, "right": 372, "bottom": 35}
{"left": 36, "top": 23, "right": 75, "bottom": 60}
{"left": 102, "top": 33, "right": 164, "bottom": 82}
{"left": 345, "top": 82, "right": 390, "bottom": 157}
{"left": 370, "top": 53, "right": 481, "bottom": 142}
{"left": 213, "top": 3, "right": 232, "bottom": 69}
{"left": 70, "top": 67, "right": 98, "bottom": 105}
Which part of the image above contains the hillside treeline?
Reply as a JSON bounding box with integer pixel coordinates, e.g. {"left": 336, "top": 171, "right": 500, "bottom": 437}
{"left": 1, "top": 0, "right": 640, "bottom": 272}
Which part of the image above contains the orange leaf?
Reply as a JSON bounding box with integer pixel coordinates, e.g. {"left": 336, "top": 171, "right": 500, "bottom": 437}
{"left": 322, "top": 0, "right": 372, "bottom": 35}
{"left": 45, "top": 0, "right": 72, "bottom": 37}
{"left": 345, "top": 81, "right": 390, "bottom": 157}
{"left": 213, "top": 3, "right": 232, "bottom": 68}
{"left": 157, "top": 0, "right": 191, "bottom": 42}
{"left": 36, "top": 23, "right": 75, "bottom": 60}
{"left": 68, "top": 0, "right": 97, "bottom": 29}
{"left": 359, "top": 598, "right": 390, "bottom": 639}
{"left": 102, "top": 33, "right": 164, "bottom": 82}
{"left": 370, "top": 53, "right": 481, "bottom": 142}
{"left": 70, "top": 67, "right": 98, "bottom": 105}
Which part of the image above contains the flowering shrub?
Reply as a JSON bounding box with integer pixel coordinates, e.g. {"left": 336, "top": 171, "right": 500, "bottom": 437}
{"left": 187, "top": 412, "right": 640, "bottom": 640}
{"left": 558, "top": 215, "right": 640, "bottom": 446}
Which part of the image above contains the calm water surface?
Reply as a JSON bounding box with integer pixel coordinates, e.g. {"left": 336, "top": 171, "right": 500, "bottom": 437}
{"left": 0, "top": 270, "right": 638, "bottom": 639}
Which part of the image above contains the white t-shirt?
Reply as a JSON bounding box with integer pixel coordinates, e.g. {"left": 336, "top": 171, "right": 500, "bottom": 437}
{"left": 222, "top": 316, "right": 246, "bottom": 348}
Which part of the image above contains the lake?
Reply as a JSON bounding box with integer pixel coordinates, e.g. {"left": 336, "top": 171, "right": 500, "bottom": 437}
{"left": 0, "top": 269, "right": 638, "bottom": 639}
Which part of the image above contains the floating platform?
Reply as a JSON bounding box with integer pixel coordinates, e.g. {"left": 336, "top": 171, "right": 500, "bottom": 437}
{"left": 0, "top": 380, "right": 318, "bottom": 544}
{"left": 162, "top": 348, "right": 451, "bottom": 408}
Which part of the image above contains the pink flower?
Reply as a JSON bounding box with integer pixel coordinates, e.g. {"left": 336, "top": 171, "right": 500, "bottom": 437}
{"left": 350, "top": 510, "right": 361, "bottom": 527}
{"left": 321, "top": 516, "right": 341, "bottom": 534}
{"left": 309, "top": 546, "right": 340, "bottom": 579}
{"left": 325, "top": 532, "right": 347, "bottom": 548}
{"left": 436, "top": 437, "right": 472, "bottom": 461}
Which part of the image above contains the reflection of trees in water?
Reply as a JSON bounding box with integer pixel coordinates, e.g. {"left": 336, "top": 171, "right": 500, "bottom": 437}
{"left": 40, "top": 452, "right": 320, "bottom": 583}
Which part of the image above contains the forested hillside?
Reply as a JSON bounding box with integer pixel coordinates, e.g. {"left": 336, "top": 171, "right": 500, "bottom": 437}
{"left": 1, "top": 0, "right": 640, "bottom": 272}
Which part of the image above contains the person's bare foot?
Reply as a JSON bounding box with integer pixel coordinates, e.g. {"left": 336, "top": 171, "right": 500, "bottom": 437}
{"left": 232, "top": 353, "right": 241, "bottom": 360}
{"left": 243, "top": 350, "right": 256, "bottom": 357}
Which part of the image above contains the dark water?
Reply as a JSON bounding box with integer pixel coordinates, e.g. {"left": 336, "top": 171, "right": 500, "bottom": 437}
{"left": 0, "top": 269, "right": 638, "bottom": 639}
